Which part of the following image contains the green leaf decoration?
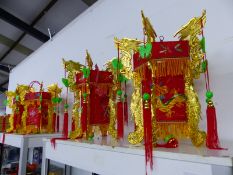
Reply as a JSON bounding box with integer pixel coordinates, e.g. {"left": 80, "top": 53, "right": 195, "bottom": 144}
{"left": 200, "top": 37, "right": 206, "bottom": 53}
{"left": 112, "top": 58, "right": 123, "bottom": 70}
{"left": 82, "top": 67, "right": 91, "bottom": 78}
{"left": 15, "top": 95, "right": 19, "bottom": 101}
{"left": 202, "top": 60, "right": 207, "bottom": 72}
{"left": 139, "top": 43, "right": 152, "bottom": 58}
{"left": 62, "top": 78, "right": 69, "bottom": 87}
{"left": 118, "top": 74, "right": 128, "bottom": 82}
{"left": 3, "top": 100, "right": 8, "bottom": 106}
{"left": 57, "top": 97, "right": 62, "bottom": 103}
{"left": 52, "top": 97, "right": 58, "bottom": 104}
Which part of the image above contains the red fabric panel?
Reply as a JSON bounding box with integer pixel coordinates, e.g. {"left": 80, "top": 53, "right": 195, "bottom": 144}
{"left": 76, "top": 70, "right": 113, "bottom": 84}
{"left": 155, "top": 75, "right": 187, "bottom": 122}
{"left": 89, "top": 84, "right": 110, "bottom": 125}
{"left": 133, "top": 40, "right": 189, "bottom": 69}
{"left": 25, "top": 92, "right": 51, "bottom": 101}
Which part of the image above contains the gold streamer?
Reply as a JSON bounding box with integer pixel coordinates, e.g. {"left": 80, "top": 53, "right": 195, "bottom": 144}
{"left": 128, "top": 72, "right": 144, "bottom": 144}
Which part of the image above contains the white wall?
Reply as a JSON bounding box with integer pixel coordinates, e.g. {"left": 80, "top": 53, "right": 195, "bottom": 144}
{"left": 0, "top": 93, "right": 6, "bottom": 115}
{"left": 7, "top": 0, "right": 233, "bottom": 174}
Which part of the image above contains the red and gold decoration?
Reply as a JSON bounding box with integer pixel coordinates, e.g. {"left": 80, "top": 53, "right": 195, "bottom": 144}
{"left": 109, "top": 10, "right": 222, "bottom": 173}
{"left": 63, "top": 51, "right": 113, "bottom": 140}
{"left": 6, "top": 82, "right": 62, "bottom": 134}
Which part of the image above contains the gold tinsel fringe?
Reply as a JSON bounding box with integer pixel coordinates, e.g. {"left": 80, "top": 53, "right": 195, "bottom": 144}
{"left": 156, "top": 122, "right": 190, "bottom": 139}
{"left": 135, "top": 58, "right": 189, "bottom": 77}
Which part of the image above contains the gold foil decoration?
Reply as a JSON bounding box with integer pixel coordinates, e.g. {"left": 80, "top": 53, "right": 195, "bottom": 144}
{"left": 141, "top": 10, "right": 157, "bottom": 43}
{"left": 174, "top": 10, "right": 206, "bottom": 79}
{"left": 185, "top": 68, "right": 206, "bottom": 146}
{"left": 62, "top": 59, "right": 84, "bottom": 92}
{"left": 156, "top": 122, "right": 190, "bottom": 139}
{"left": 70, "top": 91, "right": 83, "bottom": 139}
{"left": 156, "top": 95, "right": 186, "bottom": 117}
{"left": 108, "top": 90, "right": 117, "bottom": 139}
{"left": 47, "top": 84, "right": 62, "bottom": 98}
{"left": 114, "top": 37, "right": 141, "bottom": 80}
{"left": 85, "top": 50, "right": 93, "bottom": 69}
{"left": 128, "top": 72, "right": 144, "bottom": 144}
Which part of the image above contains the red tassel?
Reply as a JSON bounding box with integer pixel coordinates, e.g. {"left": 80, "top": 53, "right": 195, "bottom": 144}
{"left": 52, "top": 113, "right": 56, "bottom": 132}
{"left": 143, "top": 102, "right": 153, "bottom": 173}
{"left": 142, "top": 79, "right": 153, "bottom": 174}
{"left": 206, "top": 105, "right": 225, "bottom": 149}
{"left": 81, "top": 102, "right": 88, "bottom": 132}
{"left": 56, "top": 114, "right": 59, "bottom": 132}
{"left": 124, "top": 101, "right": 128, "bottom": 125}
{"left": 63, "top": 112, "right": 69, "bottom": 138}
{"left": 117, "top": 102, "right": 124, "bottom": 139}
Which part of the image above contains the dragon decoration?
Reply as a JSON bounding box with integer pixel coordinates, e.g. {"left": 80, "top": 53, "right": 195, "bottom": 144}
{"left": 105, "top": 10, "right": 222, "bottom": 173}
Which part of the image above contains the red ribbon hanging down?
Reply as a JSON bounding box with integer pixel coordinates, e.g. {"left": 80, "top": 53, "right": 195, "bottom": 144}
{"left": 117, "top": 102, "right": 124, "bottom": 139}
{"left": 56, "top": 114, "right": 59, "bottom": 133}
{"left": 63, "top": 112, "right": 69, "bottom": 138}
{"left": 206, "top": 105, "right": 225, "bottom": 150}
{"left": 81, "top": 102, "right": 88, "bottom": 133}
{"left": 52, "top": 112, "right": 56, "bottom": 133}
{"left": 124, "top": 81, "right": 128, "bottom": 125}
{"left": 142, "top": 80, "right": 153, "bottom": 174}
{"left": 143, "top": 100, "right": 153, "bottom": 173}
{"left": 124, "top": 101, "right": 128, "bottom": 125}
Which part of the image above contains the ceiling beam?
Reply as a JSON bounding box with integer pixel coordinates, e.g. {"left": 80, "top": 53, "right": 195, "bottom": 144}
{"left": 0, "top": 86, "right": 7, "bottom": 92}
{"left": 0, "top": 80, "right": 8, "bottom": 92}
{"left": 82, "top": 0, "right": 97, "bottom": 6}
{"left": 0, "top": 34, "right": 33, "bottom": 56}
{"left": 0, "top": 0, "right": 58, "bottom": 90}
{"left": 0, "top": 0, "right": 58, "bottom": 63}
{"left": 0, "top": 8, "right": 49, "bottom": 42}
{"left": 0, "top": 64, "right": 10, "bottom": 73}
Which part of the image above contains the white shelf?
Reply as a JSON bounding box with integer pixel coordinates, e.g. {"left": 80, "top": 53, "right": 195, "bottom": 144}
{"left": 42, "top": 138, "right": 233, "bottom": 175}
{"left": 0, "top": 133, "right": 62, "bottom": 175}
